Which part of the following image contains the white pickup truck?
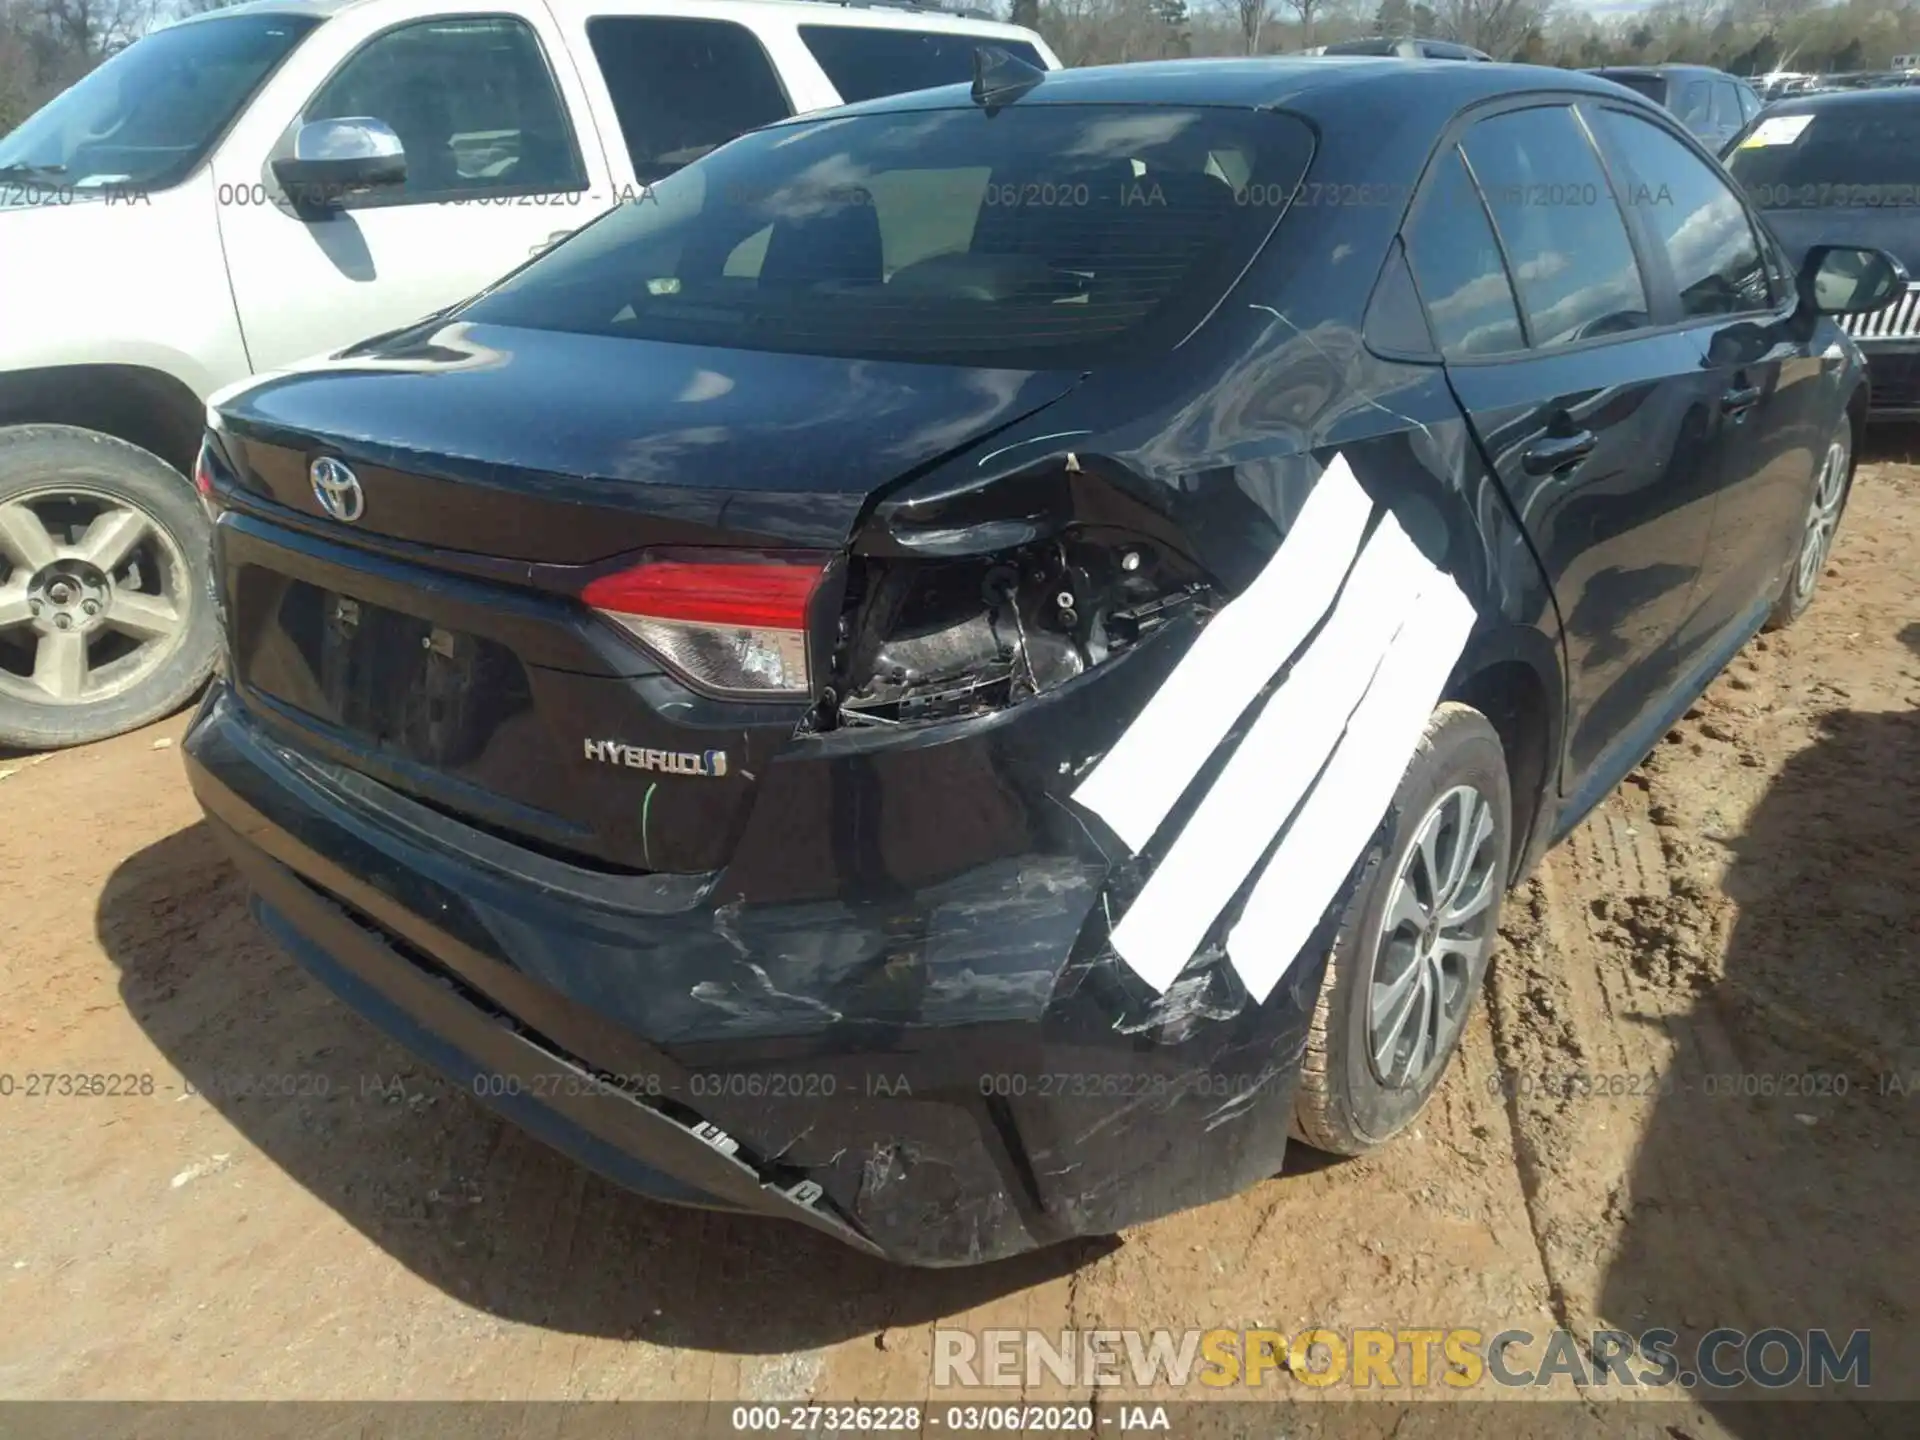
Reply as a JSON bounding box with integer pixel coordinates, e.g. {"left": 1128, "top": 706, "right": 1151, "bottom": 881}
{"left": 0, "top": 0, "right": 1056, "bottom": 748}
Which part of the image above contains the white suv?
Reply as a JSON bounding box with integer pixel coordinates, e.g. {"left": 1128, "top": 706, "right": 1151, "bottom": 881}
{"left": 0, "top": 0, "right": 1057, "bottom": 747}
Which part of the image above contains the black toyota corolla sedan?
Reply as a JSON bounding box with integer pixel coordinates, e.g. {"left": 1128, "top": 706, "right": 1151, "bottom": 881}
{"left": 185, "top": 56, "right": 1900, "bottom": 1265}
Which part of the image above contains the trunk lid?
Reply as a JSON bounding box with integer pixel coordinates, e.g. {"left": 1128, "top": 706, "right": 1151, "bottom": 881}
{"left": 217, "top": 321, "right": 1083, "bottom": 561}
{"left": 212, "top": 322, "right": 1084, "bottom": 875}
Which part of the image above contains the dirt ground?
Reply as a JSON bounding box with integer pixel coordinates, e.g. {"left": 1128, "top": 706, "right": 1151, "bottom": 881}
{"left": 2, "top": 439, "right": 1916, "bottom": 1438}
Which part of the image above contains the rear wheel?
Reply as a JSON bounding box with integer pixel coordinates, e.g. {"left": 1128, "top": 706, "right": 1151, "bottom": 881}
{"left": 1292, "top": 702, "right": 1512, "bottom": 1156}
{"left": 1766, "top": 413, "right": 1852, "bottom": 632}
{"left": 0, "top": 426, "right": 217, "bottom": 750}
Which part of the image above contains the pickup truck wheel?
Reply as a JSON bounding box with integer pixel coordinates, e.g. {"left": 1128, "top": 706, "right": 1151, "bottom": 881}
{"left": 0, "top": 425, "right": 217, "bottom": 750}
{"left": 1291, "top": 703, "right": 1512, "bottom": 1156}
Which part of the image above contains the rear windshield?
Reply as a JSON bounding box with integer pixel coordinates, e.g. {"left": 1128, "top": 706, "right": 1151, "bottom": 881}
{"left": 1600, "top": 73, "right": 1667, "bottom": 103}
{"left": 1725, "top": 102, "right": 1920, "bottom": 207}
{"left": 462, "top": 104, "right": 1315, "bottom": 368}
{"left": 800, "top": 27, "right": 1048, "bottom": 105}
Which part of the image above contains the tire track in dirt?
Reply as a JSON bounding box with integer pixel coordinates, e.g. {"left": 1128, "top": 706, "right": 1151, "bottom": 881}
{"left": 1484, "top": 461, "right": 1920, "bottom": 1415}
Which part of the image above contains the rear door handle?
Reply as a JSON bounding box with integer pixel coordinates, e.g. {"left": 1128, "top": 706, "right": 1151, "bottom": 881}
{"left": 1721, "top": 383, "right": 1762, "bottom": 416}
{"left": 1521, "top": 430, "right": 1598, "bottom": 476}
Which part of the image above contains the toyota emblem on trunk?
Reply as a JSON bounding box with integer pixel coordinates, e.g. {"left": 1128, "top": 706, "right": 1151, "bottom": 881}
{"left": 310, "top": 457, "right": 365, "bottom": 523}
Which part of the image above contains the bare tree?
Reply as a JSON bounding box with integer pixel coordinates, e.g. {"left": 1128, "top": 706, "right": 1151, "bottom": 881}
{"left": 1278, "top": 0, "right": 1325, "bottom": 48}
{"left": 1429, "top": 0, "right": 1545, "bottom": 58}
{"left": 1152, "top": 0, "right": 1191, "bottom": 56}
{"left": 1237, "top": 0, "right": 1270, "bottom": 54}
{"left": 1041, "top": 0, "right": 1196, "bottom": 64}
{"left": 1731, "top": 0, "right": 1818, "bottom": 32}
{"left": 0, "top": 1, "right": 33, "bottom": 134}
{"left": 0, "top": 0, "right": 170, "bottom": 135}
{"left": 31, "top": 0, "right": 155, "bottom": 63}
{"left": 1374, "top": 0, "right": 1412, "bottom": 35}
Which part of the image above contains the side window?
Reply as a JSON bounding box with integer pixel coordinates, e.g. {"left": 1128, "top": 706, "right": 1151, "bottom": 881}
{"left": 1364, "top": 238, "right": 1438, "bottom": 354}
{"left": 585, "top": 18, "right": 790, "bottom": 183}
{"left": 305, "top": 17, "right": 584, "bottom": 203}
{"left": 1710, "top": 81, "right": 1743, "bottom": 131}
{"left": 798, "top": 27, "right": 1048, "bottom": 105}
{"left": 1460, "top": 106, "right": 1650, "bottom": 348}
{"left": 1404, "top": 146, "right": 1525, "bottom": 357}
{"left": 1673, "top": 80, "right": 1711, "bottom": 127}
{"left": 1592, "top": 107, "right": 1773, "bottom": 318}
{"left": 1736, "top": 84, "right": 1763, "bottom": 123}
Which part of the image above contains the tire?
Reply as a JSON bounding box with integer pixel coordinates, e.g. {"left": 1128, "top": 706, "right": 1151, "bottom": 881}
{"left": 0, "top": 425, "right": 218, "bottom": 750}
{"left": 1765, "top": 409, "right": 1853, "bottom": 632}
{"left": 1292, "top": 701, "right": 1513, "bottom": 1156}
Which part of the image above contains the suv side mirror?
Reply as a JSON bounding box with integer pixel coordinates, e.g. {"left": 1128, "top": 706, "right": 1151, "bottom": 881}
{"left": 273, "top": 118, "right": 407, "bottom": 213}
{"left": 1800, "top": 244, "right": 1910, "bottom": 316}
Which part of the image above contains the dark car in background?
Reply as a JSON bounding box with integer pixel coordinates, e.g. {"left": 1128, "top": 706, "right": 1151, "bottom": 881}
{"left": 1587, "top": 64, "right": 1763, "bottom": 151}
{"left": 183, "top": 57, "right": 1895, "bottom": 1265}
{"left": 1312, "top": 35, "right": 1491, "bottom": 60}
{"left": 1725, "top": 88, "right": 1920, "bottom": 417}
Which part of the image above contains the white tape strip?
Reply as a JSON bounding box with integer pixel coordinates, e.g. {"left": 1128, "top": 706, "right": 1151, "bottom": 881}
{"left": 1108, "top": 513, "right": 1432, "bottom": 993}
{"left": 1072, "top": 454, "right": 1373, "bottom": 854}
{"left": 1225, "top": 577, "right": 1477, "bottom": 1004}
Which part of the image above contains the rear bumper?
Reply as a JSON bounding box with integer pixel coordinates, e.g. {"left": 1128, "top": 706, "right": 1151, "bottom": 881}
{"left": 184, "top": 682, "right": 1315, "bottom": 1265}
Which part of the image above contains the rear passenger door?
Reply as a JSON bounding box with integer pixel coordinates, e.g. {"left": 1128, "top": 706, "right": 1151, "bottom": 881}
{"left": 1402, "top": 100, "right": 1726, "bottom": 806}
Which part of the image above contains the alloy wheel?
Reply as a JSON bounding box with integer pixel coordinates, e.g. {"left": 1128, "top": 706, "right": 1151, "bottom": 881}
{"left": 0, "top": 487, "right": 190, "bottom": 707}
{"left": 1366, "top": 784, "right": 1501, "bottom": 1091}
{"left": 1795, "top": 432, "right": 1850, "bottom": 600}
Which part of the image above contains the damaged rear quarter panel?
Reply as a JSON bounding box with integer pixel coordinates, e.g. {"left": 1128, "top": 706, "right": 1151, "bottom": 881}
{"left": 680, "top": 117, "right": 1572, "bottom": 1252}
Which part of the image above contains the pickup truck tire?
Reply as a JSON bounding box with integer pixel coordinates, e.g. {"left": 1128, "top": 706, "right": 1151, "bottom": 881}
{"left": 0, "top": 425, "right": 218, "bottom": 750}
{"left": 1290, "top": 703, "right": 1512, "bottom": 1156}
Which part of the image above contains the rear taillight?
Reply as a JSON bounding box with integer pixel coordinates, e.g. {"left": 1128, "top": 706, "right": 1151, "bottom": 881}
{"left": 581, "top": 553, "right": 828, "bottom": 698}
{"left": 193, "top": 434, "right": 227, "bottom": 521}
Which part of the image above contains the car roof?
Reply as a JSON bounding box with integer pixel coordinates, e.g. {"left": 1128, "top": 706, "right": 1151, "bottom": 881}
{"left": 1322, "top": 35, "right": 1480, "bottom": 47}
{"left": 177, "top": 0, "right": 1032, "bottom": 30}
{"left": 171, "top": 0, "right": 358, "bottom": 21}
{"left": 547, "top": 0, "right": 1032, "bottom": 33}
{"left": 1590, "top": 64, "right": 1731, "bottom": 78}
{"left": 815, "top": 56, "right": 1649, "bottom": 120}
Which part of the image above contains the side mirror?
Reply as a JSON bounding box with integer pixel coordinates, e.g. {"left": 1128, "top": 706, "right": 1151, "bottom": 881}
{"left": 272, "top": 117, "right": 407, "bottom": 212}
{"left": 1800, "top": 244, "right": 1910, "bottom": 316}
